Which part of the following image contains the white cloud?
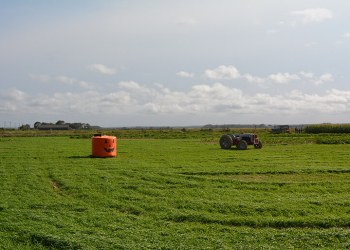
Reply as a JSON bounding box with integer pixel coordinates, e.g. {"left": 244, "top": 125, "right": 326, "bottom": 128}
{"left": 118, "top": 81, "right": 142, "bottom": 90}
{"left": 30, "top": 74, "right": 94, "bottom": 89}
{"left": 2, "top": 88, "right": 27, "bottom": 101}
{"left": 320, "top": 73, "right": 333, "bottom": 82}
{"left": 3, "top": 82, "right": 350, "bottom": 120}
{"left": 268, "top": 73, "right": 300, "bottom": 84}
{"left": 203, "top": 65, "right": 334, "bottom": 87}
{"left": 56, "top": 75, "right": 76, "bottom": 84}
{"left": 204, "top": 65, "right": 240, "bottom": 80}
{"left": 0, "top": 89, "right": 27, "bottom": 112}
{"left": 313, "top": 73, "right": 333, "bottom": 85}
{"left": 343, "top": 32, "right": 350, "bottom": 39}
{"left": 88, "top": 64, "right": 116, "bottom": 75}
{"left": 118, "top": 81, "right": 159, "bottom": 103}
{"left": 299, "top": 71, "right": 314, "bottom": 79}
{"left": 176, "top": 71, "right": 194, "bottom": 78}
{"left": 243, "top": 74, "right": 266, "bottom": 84}
{"left": 291, "top": 8, "right": 333, "bottom": 24}
{"left": 58, "top": 76, "right": 94, "bottom": 89}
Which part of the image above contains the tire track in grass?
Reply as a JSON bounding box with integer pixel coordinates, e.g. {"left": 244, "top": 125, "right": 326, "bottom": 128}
{"left": 175, "top": 170, "right": 350, "bottom": 230}
{"left": 180, "top": 168, "right": 350, "bottom": 177}
{"left": 166, "top": 213, "right": 350, "bottom": 229}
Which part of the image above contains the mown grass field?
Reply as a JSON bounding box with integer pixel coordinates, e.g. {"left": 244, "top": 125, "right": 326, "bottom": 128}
{"left": 1, "top": 130, "right": 350, "bottom": 249}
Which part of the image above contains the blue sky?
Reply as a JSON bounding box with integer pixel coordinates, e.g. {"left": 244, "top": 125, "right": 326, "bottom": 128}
{"left": 1, "top": 0, "right": 350, "bottom": 127}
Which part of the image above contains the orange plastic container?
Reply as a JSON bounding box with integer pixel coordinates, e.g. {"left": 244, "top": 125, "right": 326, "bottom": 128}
{"left": 92, "top": 134, "right": 117, "bottom": 157}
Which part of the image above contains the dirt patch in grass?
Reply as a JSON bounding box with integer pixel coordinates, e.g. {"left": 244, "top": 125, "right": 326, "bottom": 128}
{"left": 50, "top": 180, "right": 61, "bottom": 190}
{"left": 48, "top": 175, "right": 63, "bottom": 192}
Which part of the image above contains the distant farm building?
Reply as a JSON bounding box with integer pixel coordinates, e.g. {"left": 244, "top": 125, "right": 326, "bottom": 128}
{"left": 37, "top": 124, "right": 71, "bottom": 130}
{"left": 34, "top": 121, "right": 91, "bottom": 130}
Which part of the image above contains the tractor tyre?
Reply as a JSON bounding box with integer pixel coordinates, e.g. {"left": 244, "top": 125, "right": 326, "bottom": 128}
{"left": 254, "top": 141, "right": 262, "bottom": 149}
{"left": 237, "top": 140, "right": 248, "bottom": 150}
{"left": 219, "top": 134, "right": 233, "bottom": 149}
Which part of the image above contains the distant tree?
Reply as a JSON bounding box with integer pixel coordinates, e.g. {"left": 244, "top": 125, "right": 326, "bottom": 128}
{"left": 19, "top": 124, "right": 30, "bottom": 130}
{"left": 84, "top": 123, "right": 91, "bottom": 129}
{"left": 56, "top": 120, "right": 65, "bottom": 125}
{"left": 34, "top": 122, "right": 42, "bottom": 129}
{"left": 69, "top": 123, "right": 83, "bottom": 129}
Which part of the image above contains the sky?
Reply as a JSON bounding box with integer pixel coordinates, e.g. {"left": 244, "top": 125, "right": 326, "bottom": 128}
{"left": 1, "top": 0, "right": 350, "bottom": 127}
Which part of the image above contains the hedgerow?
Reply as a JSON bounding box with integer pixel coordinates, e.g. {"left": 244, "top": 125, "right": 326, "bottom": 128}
{"left": 304, "top": 124, "right": 350, "bottom": 134}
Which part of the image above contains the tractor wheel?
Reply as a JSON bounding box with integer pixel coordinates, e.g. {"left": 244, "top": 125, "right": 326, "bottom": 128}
{"left": 237, "top": 140, "right": 248, "bottom": 150}
{"left": 219, "top": 134, "right": 233, "bottom": 149}
{"left": 254, "top": 141, "right": 262, "bottom": 149}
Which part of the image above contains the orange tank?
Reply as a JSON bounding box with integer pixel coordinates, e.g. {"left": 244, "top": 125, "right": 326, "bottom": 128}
{"left": 92, "top": 134, "right": 117, "bottom": 157}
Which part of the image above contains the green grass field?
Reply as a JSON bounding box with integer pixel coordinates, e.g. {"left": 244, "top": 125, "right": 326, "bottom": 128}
{"left": 1, "top": 132, "right": 350, "bottom": 249}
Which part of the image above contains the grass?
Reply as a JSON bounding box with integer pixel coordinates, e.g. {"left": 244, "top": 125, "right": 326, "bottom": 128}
{"left": 1, "top": 133, "right": 350, "bottom": 249}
